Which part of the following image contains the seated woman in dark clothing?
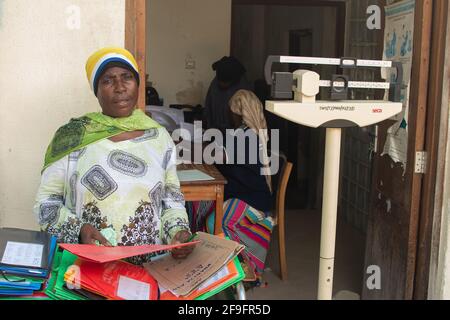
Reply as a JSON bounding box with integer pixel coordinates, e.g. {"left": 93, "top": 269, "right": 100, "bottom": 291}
{"left": 203, "top": 56, "right": 252, "bottom": 132}
{"left": 216, "top": 93, "right": 272, "bottom": 213}
{"left": 187, "top": 89, "right": 274, "bottom": 280}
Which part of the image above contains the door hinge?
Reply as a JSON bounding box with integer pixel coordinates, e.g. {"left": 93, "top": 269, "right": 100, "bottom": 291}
{"left": 415, "top": 151, "right": 428, "bottom": 174}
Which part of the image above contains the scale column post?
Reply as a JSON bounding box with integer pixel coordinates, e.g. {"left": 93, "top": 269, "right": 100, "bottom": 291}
{"left": 318, "top": 127, "right": 342, "bottom": 300}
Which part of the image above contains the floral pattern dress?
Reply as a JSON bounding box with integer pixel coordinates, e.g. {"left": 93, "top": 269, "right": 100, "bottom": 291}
{"left": 34, "top": 128, "right": 190, "bottom": 264}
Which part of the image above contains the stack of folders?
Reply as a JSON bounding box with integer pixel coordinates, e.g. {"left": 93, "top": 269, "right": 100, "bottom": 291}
{"left": 44, "top": 249, "right": 90, "bottom": 300}
{"left": 49, "top": 241, "right": 198, "bottom": 300}
{"left": 0, "top": 228, "right": 57, "bottom": 299}
{"left": 63, "top": 257, "right": 160, "bottom": 300}
{"left": 144, "top": 232, "right": 245, "bottom": 300}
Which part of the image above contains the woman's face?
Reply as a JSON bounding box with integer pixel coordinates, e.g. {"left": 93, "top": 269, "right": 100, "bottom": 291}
{"left": 96, "top": 66, "right": 138, "bottom": 118}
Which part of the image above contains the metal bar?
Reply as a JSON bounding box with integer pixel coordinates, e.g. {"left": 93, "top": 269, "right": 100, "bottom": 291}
{"left": 318, "top": 128, "right": 342, "bottom": 300}
{"left": 319, "top": 80, "right": 390, "bottom": 89}
{"left": 279, "top": 56, "right": 392, "bottom": 68}
{"left": 235, "top": 282, "right": 246, "bottom": 300}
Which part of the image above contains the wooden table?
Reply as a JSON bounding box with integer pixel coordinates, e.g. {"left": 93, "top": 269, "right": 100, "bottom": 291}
{"left": 177, "top": 163, "right": 227, "bottom": 235}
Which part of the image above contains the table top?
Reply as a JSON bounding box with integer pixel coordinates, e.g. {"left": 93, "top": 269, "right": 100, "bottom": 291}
{"left": 177, "top": 163, "right": 227, "bottom": 186}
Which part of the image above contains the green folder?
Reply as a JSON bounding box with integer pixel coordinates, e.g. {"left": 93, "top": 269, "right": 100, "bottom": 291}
{"left": 45, "top": 249, "right": 86, "bottom": 300}
{"left": 195, "top": 256, "right": 245, "bottom": 300}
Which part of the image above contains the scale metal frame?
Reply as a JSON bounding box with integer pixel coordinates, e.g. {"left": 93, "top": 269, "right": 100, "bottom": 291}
{"left": 264, "top": 55, "right": 403, "bottom": 300}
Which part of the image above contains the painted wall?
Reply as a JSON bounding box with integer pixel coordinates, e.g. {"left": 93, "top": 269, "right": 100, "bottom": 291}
{"left": 0, "top": 0, "right": 125, "bottom": 230}
{"left": 428, "top": 8, "right": 450, "bottom": 298}
{"left": 146, "top": 0, "right": 232, "bottom": 107}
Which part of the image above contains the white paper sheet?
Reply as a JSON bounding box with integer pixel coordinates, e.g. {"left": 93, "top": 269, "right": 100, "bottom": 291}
{"left": 1, "top": 241, "right": 44, "bottom": 268}
{"left": 117, "top": 276, "right": 151, "bottom": 300}
{"left": 197, "top": 265, "right": 230, "bottom": 291}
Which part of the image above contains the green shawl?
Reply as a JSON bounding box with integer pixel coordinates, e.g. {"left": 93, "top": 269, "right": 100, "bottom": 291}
{"left": 43, "top": 109, "right": 161, "bottom": 172}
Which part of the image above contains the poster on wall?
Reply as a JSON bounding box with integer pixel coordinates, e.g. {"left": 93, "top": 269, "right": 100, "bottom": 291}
{"left": 381, "top": 0, "right": 415, "bottom": 170}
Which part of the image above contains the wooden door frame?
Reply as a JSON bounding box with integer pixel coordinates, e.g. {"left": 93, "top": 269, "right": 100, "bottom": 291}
{"left": 395, "top": 0, "right": 433, "bottom": 299}
{"left": 414, "top": 0, "right": 450, "bottom": 300}
{"left": 125, "top": 0, "right": 146, "bottom": 110}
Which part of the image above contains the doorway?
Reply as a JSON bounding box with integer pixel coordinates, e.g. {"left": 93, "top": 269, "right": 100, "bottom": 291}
{"left": 136, "top": 0, "right": 439, "bottom": 300}
{"left": 230, "top": 0, "right": 368, "bottom": 299}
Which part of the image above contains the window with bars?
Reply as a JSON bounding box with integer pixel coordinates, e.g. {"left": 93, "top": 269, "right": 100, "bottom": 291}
{"left": 340, "top": 0, "right": 385, "bottom": 233}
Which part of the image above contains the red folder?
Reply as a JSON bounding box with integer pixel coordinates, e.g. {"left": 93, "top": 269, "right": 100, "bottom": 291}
{"left": 59, "top": 242, "right": 199, "bottom": 264}
{"left": 65, "top": 258, "right": 159, "bottom": 300}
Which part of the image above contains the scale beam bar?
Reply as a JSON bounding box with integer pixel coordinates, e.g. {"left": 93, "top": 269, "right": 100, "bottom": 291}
{"left": 319, "top": 80, "right": 390, "bottom": 89}
{"left": 278, "top": 55, "right": 393, "bottom": 68}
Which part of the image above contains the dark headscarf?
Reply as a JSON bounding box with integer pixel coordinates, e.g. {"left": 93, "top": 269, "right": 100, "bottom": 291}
{"left": 212, "top": 56, "right": 246, "bottom": 85}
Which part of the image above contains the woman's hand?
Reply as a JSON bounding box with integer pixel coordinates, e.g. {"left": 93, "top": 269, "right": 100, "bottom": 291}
{"left": 171, "top": 230, "right": 195, "bottom": 260}
{"left": 80, "top": 224, "right": 112, "bottom": 246}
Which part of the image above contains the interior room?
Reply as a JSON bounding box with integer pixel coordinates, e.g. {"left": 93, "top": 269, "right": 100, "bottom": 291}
{"left": 2, "top": 0, "right": 447, "bottom": 302}
{"left": 145, "top": 0, "right": 380, "bottom": 299}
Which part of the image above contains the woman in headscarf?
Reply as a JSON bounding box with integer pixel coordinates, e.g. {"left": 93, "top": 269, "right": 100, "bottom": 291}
{"left": 189, "top": 89, "right": 273, "bottom": 280}
{"left": 34, "top": 47, "right": 193, "bottom": 264}
{"left": 203, "top": 56, "right": 252, "bottom": 132}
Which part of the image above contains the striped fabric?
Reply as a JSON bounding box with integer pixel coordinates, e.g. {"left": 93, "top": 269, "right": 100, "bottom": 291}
{"left": 85, "top": 47, "right": 139, "bottom": 93}
{"left": 187, "top": 198, "right": 273, "bottom": 277}
{"left": 221, "top": 199, "right": 273, "bottom": 276}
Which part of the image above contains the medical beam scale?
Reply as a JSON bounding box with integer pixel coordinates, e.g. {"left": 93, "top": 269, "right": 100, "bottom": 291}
{"left": 264, "top": 55, "right": 403, "bottom": 300}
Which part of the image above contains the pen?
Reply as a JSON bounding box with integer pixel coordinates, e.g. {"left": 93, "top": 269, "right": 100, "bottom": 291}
{"left": 187, "top": 233, "right": 197, "bottom": 242}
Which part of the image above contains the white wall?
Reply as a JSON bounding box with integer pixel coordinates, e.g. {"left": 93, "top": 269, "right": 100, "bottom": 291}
{"left": 428, "top": 4, "right": 450, "bottom": 298}
{"left": 146, "top": 0, "right": 232, "bottom": 107}
{"left": 429, "top": 102, "right": 450, "bottom": 299}
{"left": 0, "top": 0, "right": 125, "bottom": 230}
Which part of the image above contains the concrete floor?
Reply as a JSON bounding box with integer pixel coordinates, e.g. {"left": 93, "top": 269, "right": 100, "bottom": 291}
{"left": 244, "top": 209, "right": 366, "bottom": 300}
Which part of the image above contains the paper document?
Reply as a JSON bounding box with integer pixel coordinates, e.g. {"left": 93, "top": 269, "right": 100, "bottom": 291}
{"left": 177, "top": 169, "right": 214, "bottom": 182}
{"left": 197, "top": 265, "right": 230, "bottom": 291}
{"left": 144, "top": 232, "right": 244, "bottom": 296}
{"left": 117, "top": 276, "right": 151, "bottom": 300}
{"left": 1, "top": 242, "right": 43, "bottom": 268}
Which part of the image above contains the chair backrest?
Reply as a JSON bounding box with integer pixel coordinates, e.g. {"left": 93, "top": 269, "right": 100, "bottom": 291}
{"left": 273, "top": 153, "right": 293, "bottom": 224}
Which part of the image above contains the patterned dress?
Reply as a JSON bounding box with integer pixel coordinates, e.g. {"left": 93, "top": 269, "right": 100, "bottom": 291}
{"left": 34, "top": 128, "right": 190, "bottom": 265}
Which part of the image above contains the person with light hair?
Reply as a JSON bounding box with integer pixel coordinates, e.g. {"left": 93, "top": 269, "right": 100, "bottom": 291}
{"left": 189, "top": 89, "right": 274, "bottom": 280}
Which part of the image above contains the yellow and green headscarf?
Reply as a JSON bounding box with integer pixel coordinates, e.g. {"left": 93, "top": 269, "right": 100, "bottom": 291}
{"left": 85, "top": 47, "right": 140, "bottom": 96}
{"left": 42, "top": 48, "right": 160, "bottom": 172}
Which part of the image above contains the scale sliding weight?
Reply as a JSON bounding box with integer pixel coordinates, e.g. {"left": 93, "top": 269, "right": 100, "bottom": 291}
{"left": 264, "top": 55, "right": 403, "bottom": 300}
